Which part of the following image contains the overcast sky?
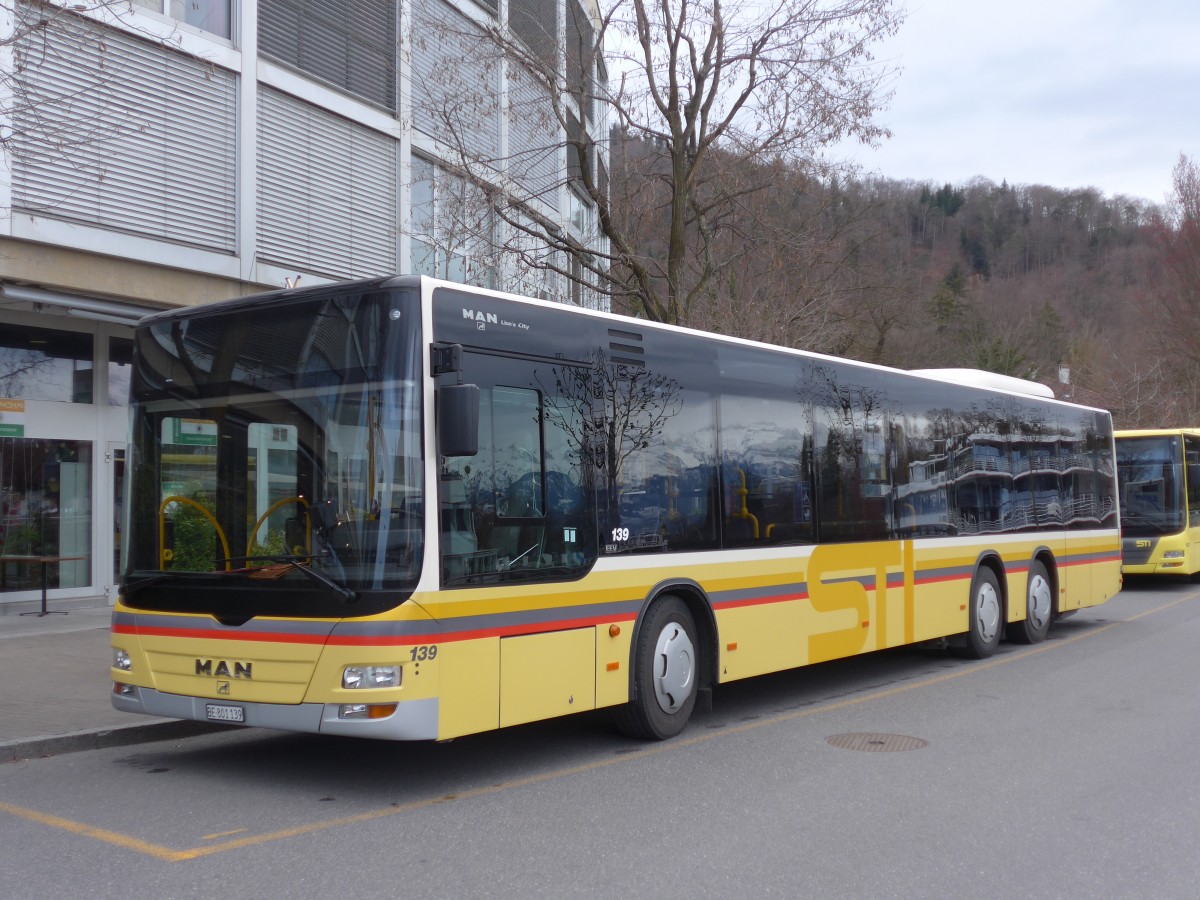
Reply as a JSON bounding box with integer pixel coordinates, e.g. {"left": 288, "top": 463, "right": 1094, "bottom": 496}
{"left": 837, "top": 0, "right": 1200, "bottom": 204}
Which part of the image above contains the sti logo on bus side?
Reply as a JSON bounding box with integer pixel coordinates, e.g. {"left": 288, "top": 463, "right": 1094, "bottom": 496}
{"left": 195, "top": 659, "right": 253, "bottom": 679}
{"left": 463, "top": 309, "right": 498, "bottom": 325}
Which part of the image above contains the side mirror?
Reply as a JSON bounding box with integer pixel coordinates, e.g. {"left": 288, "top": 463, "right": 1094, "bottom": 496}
{"left": 438, "top": 383, "right": 480, "bottom": 457}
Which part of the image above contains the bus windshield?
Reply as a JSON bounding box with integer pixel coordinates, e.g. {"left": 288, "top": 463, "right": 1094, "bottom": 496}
{"left": 122, "top": 284, "right": 424, "bottom": 620}
{"left": 1116, "top": 435, "right": 1184, "bottom": 536}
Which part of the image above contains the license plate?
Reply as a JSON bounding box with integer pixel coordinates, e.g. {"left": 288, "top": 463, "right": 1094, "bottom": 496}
{"left": 205, "top": 703, "right": 245, "bottom": 723}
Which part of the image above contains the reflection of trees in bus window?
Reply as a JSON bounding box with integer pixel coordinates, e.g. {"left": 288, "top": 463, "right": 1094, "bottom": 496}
{"left": 802, "top": 362, "right": 892, "bottom": 543}
{"left": 441, "top": 358, "right": 601, "bottom": 584}
{"left": 540, "top": 351, "right": 716, "bottom": 555}
{"left": 718, "top": 391, "right": 813, "bottom": 548}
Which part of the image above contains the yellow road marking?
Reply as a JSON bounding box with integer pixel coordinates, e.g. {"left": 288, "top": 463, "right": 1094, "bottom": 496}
{"left": 201, "top": 828, "right": 248, "bottom": 840}
{"left": 0, "top": 801, "right": 191, "bottom": 862}
{"left": 4, "top": 591, "right": 1196, "bottom": 861}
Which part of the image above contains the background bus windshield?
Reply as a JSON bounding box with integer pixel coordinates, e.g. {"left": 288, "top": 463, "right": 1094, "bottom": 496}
{"left": 1117, "top": 435, "right": 1185, "bottom": 536}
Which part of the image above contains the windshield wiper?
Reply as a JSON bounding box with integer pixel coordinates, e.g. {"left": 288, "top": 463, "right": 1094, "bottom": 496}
{"left": 121, "top": 571, "right": 182, "bottom": 598}
{"left": 224, "top": 554, "right": 357, "bottom": 603}
{"left": 442, "top": 564, "right": 586, "bottom": 588}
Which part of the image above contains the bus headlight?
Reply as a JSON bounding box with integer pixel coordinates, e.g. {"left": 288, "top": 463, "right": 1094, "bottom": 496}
{"left": 342, "top": 665, "right": 401, "bottom": 689}
{"left": 113, "top": 648, "right": 132, "bottom": 671}
{"left": 1161, "top": 550, "right": 1185, "bottom": 559}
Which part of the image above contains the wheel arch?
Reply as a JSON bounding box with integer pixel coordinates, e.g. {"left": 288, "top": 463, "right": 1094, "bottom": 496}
{"left": 1028, "top": 546, "right": 1060, "bottom": 616}
{"left": 625, "top": 578, "right": 717, "bottom": 701}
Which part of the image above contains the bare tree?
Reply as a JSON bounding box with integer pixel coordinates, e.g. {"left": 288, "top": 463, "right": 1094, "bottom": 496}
{"left": 419, "top": 0, "right": 904, "bottom": 325}
{"left": 1152, "top": 155, "right": 1200, "bottom": 380}
{"left": 2, "top": 1, "right": 178, "bottom": 166}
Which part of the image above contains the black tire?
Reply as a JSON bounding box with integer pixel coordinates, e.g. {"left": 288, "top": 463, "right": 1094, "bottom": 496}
{"left": 615, "top": 596, "right": 699, "bottom": 740}
{"left": 1006, "top": 560, "right": 1052, "bottom": 644}
{"left": 954, "top": 566, "right": 1003, "bottom": 659}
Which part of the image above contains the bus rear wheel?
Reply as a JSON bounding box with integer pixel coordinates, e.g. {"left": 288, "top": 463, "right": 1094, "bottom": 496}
{"left": 955, "top": 566, "right": 1002, "bottom": 659}
{"left": 1006, "top": 560, "right": 1052, "bottom": 644}
{"left": 615, "top": 595, "right": 699, "bottom": 740}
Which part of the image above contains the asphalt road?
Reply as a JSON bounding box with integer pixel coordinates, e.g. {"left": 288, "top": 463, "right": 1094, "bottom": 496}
{"left": 2, "top": 578, "right": 1198, "bottom": 899}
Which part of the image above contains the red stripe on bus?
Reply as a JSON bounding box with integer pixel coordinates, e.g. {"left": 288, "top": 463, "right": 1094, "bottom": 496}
{"left": 912, "top": 572, "right": 971, "bottom": 587}
{"left": 1060, "top": 554, "right": 1122, "bottom": 567}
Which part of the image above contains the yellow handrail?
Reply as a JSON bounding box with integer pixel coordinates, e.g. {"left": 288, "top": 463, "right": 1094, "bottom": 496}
{"left": 246, "top": 496, "right": 311, "bottom": 560}
{"left": 732, "top": 469, "right": 760, "bottom": 539}
{"left": 158, "top": 495, "right": 232, "bottom": 571}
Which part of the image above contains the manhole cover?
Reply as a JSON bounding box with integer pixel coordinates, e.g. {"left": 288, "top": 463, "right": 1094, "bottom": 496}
{"left": 825, "top": 732, "right": 928, "bottom": 752}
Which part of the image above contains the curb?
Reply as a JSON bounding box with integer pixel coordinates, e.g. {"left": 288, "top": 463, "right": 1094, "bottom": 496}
{"left": 1, "top": 720, "right": 234, "bottom": 764}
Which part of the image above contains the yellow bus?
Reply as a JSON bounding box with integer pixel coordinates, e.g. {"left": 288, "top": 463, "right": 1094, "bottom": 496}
{"left": 111, "top": 276, "right": 1122, "bottom": 741}
{"left": 1115, "top": 428, "right": 1200, "bottom": 578}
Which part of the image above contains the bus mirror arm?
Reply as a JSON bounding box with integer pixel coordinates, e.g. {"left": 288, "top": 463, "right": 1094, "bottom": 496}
{"left": 431, "top": 342, "right": 464, "bottom": 378}
{"left": 432, "top": 342, "right": 479, "bottom": 456}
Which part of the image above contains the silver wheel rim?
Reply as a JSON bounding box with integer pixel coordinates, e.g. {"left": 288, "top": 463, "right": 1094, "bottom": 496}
{"left": 652, "top": 621, "right": 695, "bottom": 714}
{"left": 975, "top": 581, "right": 1000, "bottom": 643}
{"left": 1028, "top": 573, "right": 1051, "bottom": 631}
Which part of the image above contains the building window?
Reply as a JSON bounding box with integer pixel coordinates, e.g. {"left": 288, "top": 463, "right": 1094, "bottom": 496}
{"left": 510, "top": 0, "right": 558, "bottom": 76}
{"left": 0, "top": 439, "right": 93, "bottom": 591}
{"left": 0, "top": 325, "right": 93, "bottom": 405}
{"left": 566, "top": 0, "right": 594, "bottom": 121}
{"left": 259, "top": 0, "right": 398, "bottom": 111}
{"left": 133, "top": 0, "right": 233, "bottom": 38}
{"left": 410, "top": 158, "right": 497, "bottom": 289}
{"left": 568, "top": 187, "right": 592, "bottom": 236}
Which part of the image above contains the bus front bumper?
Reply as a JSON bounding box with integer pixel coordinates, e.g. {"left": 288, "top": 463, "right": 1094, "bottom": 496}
{"left": 112, "top": 685, "right": 440, "bottom": 741}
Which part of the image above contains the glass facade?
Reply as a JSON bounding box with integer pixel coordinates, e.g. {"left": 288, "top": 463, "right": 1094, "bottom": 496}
{"left": 0, "top": 439, "right": 93, "bottom": 593}
{"left": 133, "top": 0, "right": 233, "bottom": 37}
{"left": 0, "top": 324, "right": 94, "bottom": 404}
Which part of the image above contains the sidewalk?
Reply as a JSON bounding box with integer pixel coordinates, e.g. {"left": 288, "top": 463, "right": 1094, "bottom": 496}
{"left": 0, "top": 599, "right": 221, "bottom": 762}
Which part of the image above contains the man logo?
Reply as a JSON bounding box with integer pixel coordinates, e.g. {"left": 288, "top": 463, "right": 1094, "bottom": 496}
{"left": 462, "top": 309, "right": 498, "bottom": 325}
{"left": 217, "top": 681, "right": 231, "bottom": 695}
{"left": 195, "top": 659, "right": 253, "bottom": 679}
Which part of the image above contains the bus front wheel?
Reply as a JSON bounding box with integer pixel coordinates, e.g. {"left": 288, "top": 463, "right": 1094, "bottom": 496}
{"left": 955, "top": 567, "right": 1003, "bottom": 659}
{"left": 1006, "top": 560, "right": 1052, "bottom": 644}
{"left": 616, "top": 595, "right": 699, "bottom": 740}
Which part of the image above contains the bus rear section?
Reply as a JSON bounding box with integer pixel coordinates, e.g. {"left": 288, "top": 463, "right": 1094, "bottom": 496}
{"left": 1115, "top": 429, "right": 1200, "bottom": 577}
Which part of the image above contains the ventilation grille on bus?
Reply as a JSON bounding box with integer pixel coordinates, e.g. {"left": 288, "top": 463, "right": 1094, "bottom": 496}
{"left": 608, "top": 328, "right": 645, "bottom": 368}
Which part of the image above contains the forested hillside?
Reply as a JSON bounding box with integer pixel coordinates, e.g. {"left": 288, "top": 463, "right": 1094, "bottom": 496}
{"left": 609, "top": 135, "right": 1197, "bottom": 428}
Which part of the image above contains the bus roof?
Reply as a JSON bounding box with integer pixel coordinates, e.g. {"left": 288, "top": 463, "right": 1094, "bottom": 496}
{"left": 910, "top": 368, "right": 1056, "bottom": 399}
{"left": 145, "top": 275, "right": 1104, "bottom": 412}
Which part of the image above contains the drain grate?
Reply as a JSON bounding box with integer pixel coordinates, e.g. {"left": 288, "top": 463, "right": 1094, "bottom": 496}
{"left": 825, "top": 732, "right": 929, "bottom": 752}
